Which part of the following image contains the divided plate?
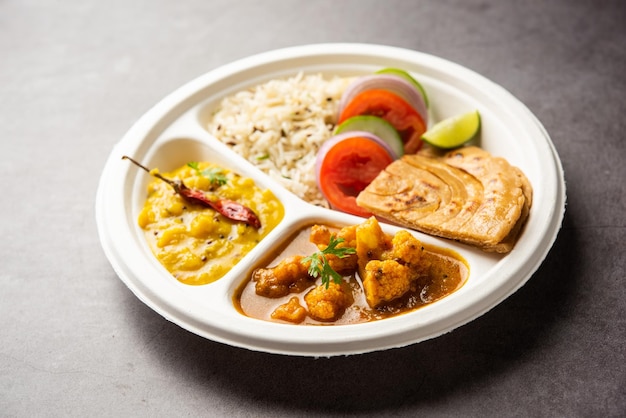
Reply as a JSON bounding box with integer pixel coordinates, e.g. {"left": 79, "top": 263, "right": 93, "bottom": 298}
{"left": 96, "top": 43, "right": 566, "bottom": 357}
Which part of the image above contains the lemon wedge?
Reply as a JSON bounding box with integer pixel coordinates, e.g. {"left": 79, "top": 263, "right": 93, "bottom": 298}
{"left": 421, "top": 110, "right": 481, "bottom": 149}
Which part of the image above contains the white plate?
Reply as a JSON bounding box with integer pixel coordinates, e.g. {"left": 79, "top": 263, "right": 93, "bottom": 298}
{"left": 96, "top": 44, "right": 566, "bottom": 357}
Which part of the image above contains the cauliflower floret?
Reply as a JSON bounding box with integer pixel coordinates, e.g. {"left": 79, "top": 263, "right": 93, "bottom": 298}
{"left": 253, "top": 255, "right": 312, "bottom": 298}
{"left": 310, "top": 224, "right": 357, "bottom": 249}
{"left": 386, "top": 230, "right": 424, "bottom": 267}
{"left": 304, "top": 282, "right": 352, "bottom": 322}
{"left": 362, "top": 259, "right": 414, "bottom": 308}
{"left": 271, "top": 297, "right": 307, "bottom": 323}
{"left": 310, "top": 224, "right": 332, "bottom": 247}
{"left": 336, "top": 224, "right": 357, "bottom": 248}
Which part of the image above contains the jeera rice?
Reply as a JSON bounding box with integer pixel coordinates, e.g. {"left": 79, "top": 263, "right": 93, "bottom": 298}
{"left": 206, "top": 72, "right": 354, "bottom": 207}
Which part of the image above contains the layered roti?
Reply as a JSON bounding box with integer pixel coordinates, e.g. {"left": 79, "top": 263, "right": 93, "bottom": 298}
{"left": 356, "top": 146, "right": 532, "bottom": 253}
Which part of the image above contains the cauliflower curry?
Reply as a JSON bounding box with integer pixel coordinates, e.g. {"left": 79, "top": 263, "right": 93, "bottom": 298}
{"left": 235, "top": 217, "right": 468, "bottom": 325}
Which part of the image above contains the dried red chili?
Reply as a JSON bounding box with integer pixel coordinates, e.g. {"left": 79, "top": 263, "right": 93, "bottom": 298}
{"left": 122, "top": 156, "right": 261, "bottom": 229}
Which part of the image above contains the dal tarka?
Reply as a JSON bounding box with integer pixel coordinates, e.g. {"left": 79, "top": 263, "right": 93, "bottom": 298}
{"left": 137, "top": 161, "right": 283, "bottom": 285}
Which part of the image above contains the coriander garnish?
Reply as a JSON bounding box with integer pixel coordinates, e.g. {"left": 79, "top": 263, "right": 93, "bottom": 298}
{"left": 187, "top": 162, "right": 228, "bottom": 187}
{"left": 302, "top": 236, "right": 356, "bottom": 289}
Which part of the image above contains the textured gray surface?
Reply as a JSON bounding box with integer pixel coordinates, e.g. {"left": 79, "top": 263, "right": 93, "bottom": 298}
{"left": 1, "top": 0, "right": 625, "bottom": 416}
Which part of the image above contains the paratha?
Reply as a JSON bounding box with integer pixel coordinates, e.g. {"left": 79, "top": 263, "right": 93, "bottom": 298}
{"left": 356, "top": 146, "right": 532, "bottom": 253}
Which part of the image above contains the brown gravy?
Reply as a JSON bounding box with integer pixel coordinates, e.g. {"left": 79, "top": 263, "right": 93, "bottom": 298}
{"left": 234, "top": 224, "right": 469, "bottom": 325}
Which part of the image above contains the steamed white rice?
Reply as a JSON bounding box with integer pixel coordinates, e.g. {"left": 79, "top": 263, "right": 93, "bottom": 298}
{"left": 206, "top": 72, "right": 354, "bottom": 207}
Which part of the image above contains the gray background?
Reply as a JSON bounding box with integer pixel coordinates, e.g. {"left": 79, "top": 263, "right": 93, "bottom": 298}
{"left": 1, "top": 0, "right": 624, "bottom": 416}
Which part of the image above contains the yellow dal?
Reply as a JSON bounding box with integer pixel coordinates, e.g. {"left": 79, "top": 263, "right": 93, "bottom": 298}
{"left": 137, "top": 162, "right": 283, "bottom": 285}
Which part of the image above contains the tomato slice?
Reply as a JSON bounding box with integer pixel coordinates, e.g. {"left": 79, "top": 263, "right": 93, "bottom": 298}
{"left": 338, "top": 89, "right": 426, "bottom": 154}
{"left": 317, "top": 136, "right": 394, "bottom": 217}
